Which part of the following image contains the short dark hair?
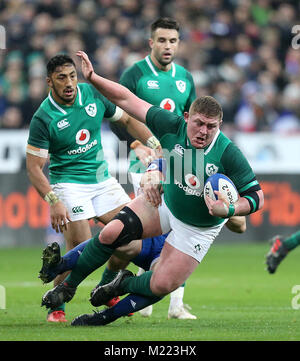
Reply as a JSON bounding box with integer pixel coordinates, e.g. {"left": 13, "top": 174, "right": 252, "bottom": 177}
{"left": 46, "top": 54, "right": 75, "bottom": 76}
{"left": 150, "top": 17, "right": 180, "bottom": 37}
{"left": 190, "top": 96, "right": 223, "bottom": 120}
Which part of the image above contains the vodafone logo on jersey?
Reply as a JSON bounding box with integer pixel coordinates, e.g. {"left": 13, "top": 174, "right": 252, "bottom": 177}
{"left": 185, "top": 174, "right": 201, "bottom": 189}
{"left": 68, "top": 129, "right": 97, "bottom": 155}
{"left": 76, "top": 129, "right": 90, "bottom": 145}
{"left": 160, "top": 98, "right": 175, "bottom": 112}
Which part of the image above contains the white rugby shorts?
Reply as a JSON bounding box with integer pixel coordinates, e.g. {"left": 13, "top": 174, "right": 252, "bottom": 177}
{"left": 51, "top": 177, "right": 130, "bottom": 221}
{"left": 128, "top": 172, "right": 143, "bottom": 197}
{"left": 158, "top": 195, "right": 227, "bottom": 263}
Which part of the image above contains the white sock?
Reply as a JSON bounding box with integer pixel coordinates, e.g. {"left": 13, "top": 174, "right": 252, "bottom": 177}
{"left": 169, "top": 286, "right": 184, "bottom": 310}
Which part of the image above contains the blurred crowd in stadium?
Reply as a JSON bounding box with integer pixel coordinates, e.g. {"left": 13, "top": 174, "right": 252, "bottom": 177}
{"left": 0, "top": 0, "right": 299, "bottom": 135}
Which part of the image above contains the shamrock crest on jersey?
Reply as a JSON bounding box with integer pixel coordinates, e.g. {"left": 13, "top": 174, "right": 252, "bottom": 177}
{"left": 206, "top": 163, "right": 219, "bottom": 177}
{"left": 176, "top": 80, "right": 186, "bottom": 93}
{"left": 85, "top": 103, "right": 97, "bottom": 117}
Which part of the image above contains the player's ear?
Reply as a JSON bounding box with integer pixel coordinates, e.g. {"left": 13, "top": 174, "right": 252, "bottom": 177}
{"left": 46, "top": 76, "right": 52, "bottom": 88}
{"left": 149, "top": 37, "right": 154, "bottom": 49}
{"left": 184, "top": 112, "right": 189, "bottom": 123}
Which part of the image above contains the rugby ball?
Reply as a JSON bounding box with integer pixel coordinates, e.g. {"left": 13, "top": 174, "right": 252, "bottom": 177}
{"left": 204, "top": 173, "right": 238, "bottom": 206}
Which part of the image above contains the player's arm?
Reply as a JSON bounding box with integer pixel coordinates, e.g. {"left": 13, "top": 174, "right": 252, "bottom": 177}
{"left": 234, "top": 188, "right": 264, "bottom": 216}
{"left": 77, "top": 50, "right": 151, "bottom": 124}
{"left": 109, "top": 65, "right": 139, "bottom": 149}
{"left": 26, "top": 145, "right": 52, "bottom": 198}
{"left": 140, "top": 158, "right": 166, "bottom": 207}
{"left": 26, "top": 145, "right": 71, "bottom": 233}
{"left": 116, "top": 112, "right": 160, "bottom": 150}
{"left": 206, "top": 187, "right": 263, "bottom": 218}
{"left": 109, "top": 109, "right": 156, "bottom": 166}
{"left": 207, "top": 141, "right": 264, "bottom": 218}
{"left": 110, "top": 109, "right": 162, "bottom": 166}
{"left": 111, "top": 65, "right": 158, "bottom": 164}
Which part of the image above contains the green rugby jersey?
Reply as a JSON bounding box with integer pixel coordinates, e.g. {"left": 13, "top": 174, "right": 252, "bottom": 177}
{"left": 120, "top": 55, "right": 196, "bottom": 173}
{"left": 28, "top": 83, "right": 118, "bottom": 184}
{"left": 146, "top": 106, "right": 257, "bottom": 227}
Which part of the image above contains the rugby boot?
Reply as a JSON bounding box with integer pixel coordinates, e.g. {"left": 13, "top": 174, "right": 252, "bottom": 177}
{"left": 266, "top": 235, "right": 289, "bottom": 274}
{"left": 90, "top": 270, "right": 133, "bottom": 307}
{"left": 39, "top": 242, "right": 62, "bottom": 283}
{"left": 42, "top": 282, "right": 76, "bottom": 309}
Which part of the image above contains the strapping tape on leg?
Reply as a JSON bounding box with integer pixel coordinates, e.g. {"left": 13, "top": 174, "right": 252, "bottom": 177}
{"left": 107, "top": 206, "right": 143, "bottom": 249}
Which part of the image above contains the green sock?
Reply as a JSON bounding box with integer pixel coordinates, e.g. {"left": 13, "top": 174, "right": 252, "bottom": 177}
{"left": 121, "top": 270, "right": 158, "bottom": 298}
{"left": 65, "top": 234, "right": 114, "bottom": 288}
{"left": 49, "top": 303, "right": 65, "bottom": 314}
{"left": 98, "top": 267, "right": 119, "bottom": 286}
{"left": 283, "top": 230, "right": 300, "bottom": 251}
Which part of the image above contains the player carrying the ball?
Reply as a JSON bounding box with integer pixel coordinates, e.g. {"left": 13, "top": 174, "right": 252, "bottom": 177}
{"left": 41, "top": 51, "right": 264, "bottom": 326}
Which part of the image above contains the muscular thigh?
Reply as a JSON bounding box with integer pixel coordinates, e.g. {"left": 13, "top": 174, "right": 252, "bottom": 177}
{"left": 97, "top": 203, "right": 128, "bottom": 225}
{"left": 126, "top": 195, "right": 163, "bottom": 238}
{"left": 63, "top": 219, "right": 92, "bottom": 250}
{"left": 99, "top": 194, "right": 164, "bottom": 248}
{"left": 151, "top": 241, "right": 199, "bottom": 295}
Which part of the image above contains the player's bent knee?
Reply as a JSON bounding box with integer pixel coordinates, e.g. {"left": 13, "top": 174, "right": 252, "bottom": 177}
{"left": 236, "top": 217, "right": 247, "bottom": 233}
{"left": 99, "top": 220, "right": 124, "bottom": 245}
{"left": 100, "top": 206, "right": 143, "bottom": 249}
{"left": 239, "top": 223, "right": 247, "bottom": 233}
{"left": 226, "top": 216, "right": 247, "bottom": 234}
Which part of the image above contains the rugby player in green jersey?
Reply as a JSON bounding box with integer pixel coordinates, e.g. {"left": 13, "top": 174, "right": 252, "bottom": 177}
{"left": 26, "top": 54, "right": 160, "bottom": 322}
{"left": 106, "top": 17, "right": 246, "bottom": 319}
{"left": 109, "top": 17, "right": 197, "bottom": 319}
{"left": 40, "top": 51, "right": 264, "bottom": 326}
{"left": 111, "top": 17, "right": 196, "bottom": 192}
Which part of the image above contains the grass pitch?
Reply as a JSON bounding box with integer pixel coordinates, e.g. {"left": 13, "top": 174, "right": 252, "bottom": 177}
{"left": 0, "top": 242, "right": 299, "bottom": 341}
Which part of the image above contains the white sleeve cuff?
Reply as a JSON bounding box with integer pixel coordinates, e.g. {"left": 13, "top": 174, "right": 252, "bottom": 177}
{"left": 107, "top": 106, "right": 124, "bottom": 122}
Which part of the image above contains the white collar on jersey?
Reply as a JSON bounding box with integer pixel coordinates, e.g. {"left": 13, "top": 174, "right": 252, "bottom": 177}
{"left": 48, "top": 85, "right": 82, "bottom": 114}
{"left": 186, "top": 129, "right": 220, "bottom": 155}
{"left": 204, "top": 129, "right": 220, "bottom": 155}
{"left": 145, "top": 55, "right": 176, "bottom": 77}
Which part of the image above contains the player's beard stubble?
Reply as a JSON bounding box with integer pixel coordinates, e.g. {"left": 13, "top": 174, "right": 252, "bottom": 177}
{"left": 52, "top": 83, "right": 77, "bottom": 105}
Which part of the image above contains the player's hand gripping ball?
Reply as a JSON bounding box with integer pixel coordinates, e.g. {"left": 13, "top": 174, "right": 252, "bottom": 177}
{"left": 204, "top": 173, "right": 238, "bottom": 208}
